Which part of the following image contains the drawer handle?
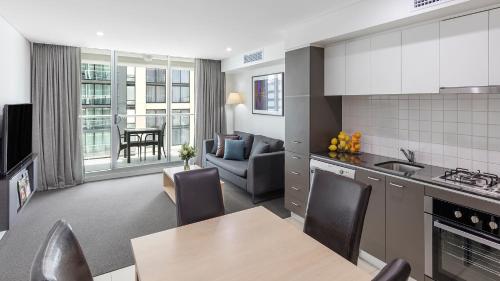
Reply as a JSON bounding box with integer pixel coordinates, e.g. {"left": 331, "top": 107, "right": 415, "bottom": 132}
{"left": 291, "top": 186, "right": 301, "bottom": 191}
{"left": 291, "top": 156, "right": 301, "bottom": 160}
{"left": 289, "top": 171, "right": 300, "bottom": 175}
{"left": 389, "top": 182, "right": 405, "bottom": 188}
{"left": 292, "top": 140, "right": 302, "bottom": 144}
{"left": 291, "top": 202, "right": 300, "bottom": 207}
{"left": 367, "top": 176, "right": 381, "bottom": 182}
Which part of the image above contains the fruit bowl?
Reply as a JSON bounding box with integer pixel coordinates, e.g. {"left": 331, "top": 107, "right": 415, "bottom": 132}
{"left": 328, "top": 131, "right": 362, "bottom": 154}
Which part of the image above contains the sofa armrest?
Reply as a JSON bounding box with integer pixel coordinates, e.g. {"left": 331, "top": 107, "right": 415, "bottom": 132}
{"left": 247, "top": 151, "right": 284, "bottom": 196}
{"left": 202, "top": 139, "right": 215, "bottom": 167}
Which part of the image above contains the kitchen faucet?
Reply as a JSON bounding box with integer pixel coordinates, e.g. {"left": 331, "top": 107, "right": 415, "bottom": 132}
{"left": 400, "top": 148, "right": 415, "bottom": 164}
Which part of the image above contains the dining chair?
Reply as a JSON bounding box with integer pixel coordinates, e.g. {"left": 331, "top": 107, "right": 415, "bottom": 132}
{"left": 142, "top": 122, "right": 166, "bottom": 159}
{"left": 30, "top": 220, "right": 93, "bottom": 281}
{"left": 303, "top": 169, "right": 371, "bottom": 264}
{"left": 117, "top": 126, "right": 142, "bottom": 161}
{"left": 174, "top": 167, "right": 225, "bottom": 226}
{"left": 372, "top": 259, "right": 411, "bottom": 281}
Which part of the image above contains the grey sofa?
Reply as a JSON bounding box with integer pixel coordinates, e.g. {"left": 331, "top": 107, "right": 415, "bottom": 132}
{"left": 202, "top": 131, "right": 284, "bottom": 203}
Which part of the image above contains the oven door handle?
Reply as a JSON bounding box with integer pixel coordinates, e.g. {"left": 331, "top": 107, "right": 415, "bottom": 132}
{"left": 434, "top": 220, "right": 500, "bottom": 251}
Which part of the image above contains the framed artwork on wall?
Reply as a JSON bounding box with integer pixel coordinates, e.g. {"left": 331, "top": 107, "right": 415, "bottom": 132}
{"left": 252, "top": 72, "right": 284, "bottom": 116}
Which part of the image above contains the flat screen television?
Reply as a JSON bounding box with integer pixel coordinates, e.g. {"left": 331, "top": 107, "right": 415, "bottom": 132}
{"left": 1, "top": 104, "right": 32, "bottom": 175}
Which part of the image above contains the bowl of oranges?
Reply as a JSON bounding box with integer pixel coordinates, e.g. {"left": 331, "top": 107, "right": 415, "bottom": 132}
{"left": 328, "top": 131, "right": 362, "bottom": 154}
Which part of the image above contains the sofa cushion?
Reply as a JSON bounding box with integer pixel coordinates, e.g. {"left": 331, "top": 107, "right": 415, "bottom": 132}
{"left": 234, "top": 131, "right": 254, "bottom": 159}
{"left": 211, "top": 133, "right": 238, "bottom": 154}
{"left": 206, "top": 154, "right": 248, "bottom": 178}
{"left": 251, "top": 135, "right": 284, "bottom": 153}
{"left": 223, "top": 139, "right": 245, "bottom": 161}
{"left": 250, "top": 141, "right": 270, "bottom": 157}
{"left": 215, "top": 133, "right": 239, "bottom": 157}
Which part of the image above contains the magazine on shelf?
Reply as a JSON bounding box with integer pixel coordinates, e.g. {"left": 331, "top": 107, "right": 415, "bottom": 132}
{"left": 17, "top": 171, "right": 31, "bottom": 208}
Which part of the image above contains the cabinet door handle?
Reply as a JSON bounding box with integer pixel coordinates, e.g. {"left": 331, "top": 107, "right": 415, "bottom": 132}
{"left": 389, "top": 182, "right": 405, "bottom": 188}
{"left": 291, "top": 202, "right": 300, "bottom": 207}
{"left": 291, "top": 186, "right": 301, "bottom": 191}
{"left": 367, "top": 176, "right": 381, "bottom": 182}
{"left": 292, "top": 140, "right": 302, "bottom": 144}
{"left": 289, "top": 171, "right": 300, "bottom": 175}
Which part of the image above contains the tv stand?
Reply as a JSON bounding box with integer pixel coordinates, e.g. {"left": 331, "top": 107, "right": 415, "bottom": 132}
{"left": 0, "top": 153, "right": 38, "bottom": 231}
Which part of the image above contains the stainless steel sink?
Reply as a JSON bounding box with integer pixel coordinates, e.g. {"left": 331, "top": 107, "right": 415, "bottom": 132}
{"left": 374, "top": 161, "right": 424, "bottom": 174}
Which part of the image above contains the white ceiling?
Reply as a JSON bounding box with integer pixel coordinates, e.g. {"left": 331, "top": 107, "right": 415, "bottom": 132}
{"left": 0, "top": 0, "right": 362, "bottom": 59}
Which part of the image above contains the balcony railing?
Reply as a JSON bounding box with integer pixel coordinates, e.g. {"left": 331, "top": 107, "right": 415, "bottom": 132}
{"left": 80, "top": 113, "right": 195, "bottom": 172}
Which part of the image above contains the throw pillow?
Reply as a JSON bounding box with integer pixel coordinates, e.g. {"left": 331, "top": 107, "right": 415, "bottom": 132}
{"left": 234, "top": 131, "right": 254, "bottom": 159}
{"left": 223, "top": 139, "right": 245, "bottom": 160}
{"left": 215, "top": 134, "right": 239, "bottom": 157}
{"left": 211, "top": 133, "right": 238, "bottom": 154}
{"left": 250, "top": 141, "right": 270, "bottom": 157}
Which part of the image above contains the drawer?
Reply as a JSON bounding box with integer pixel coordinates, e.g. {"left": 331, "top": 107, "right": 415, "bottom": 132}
{"left": 285, "top": 191, "right": 308, "bottom": 217}
{"left": 285, "top": 151, "right": 309, "bottom": 176}
{"left": 285, "top": 168, "right": 309, "bottom": 191}
{"left": 285, "top": 183, "right": 309, "bottom": 200}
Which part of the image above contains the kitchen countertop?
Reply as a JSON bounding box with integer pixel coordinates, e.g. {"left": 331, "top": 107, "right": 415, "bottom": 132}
{"left": 310, "top": 151, "right": 500, "bottom": 206}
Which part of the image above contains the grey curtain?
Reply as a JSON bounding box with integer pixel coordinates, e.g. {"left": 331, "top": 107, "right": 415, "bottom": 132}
{"left": 31, "top": 43, "right": 83, "bottom": 190}
{"left": 194, "top": 59, "right": 226, "bottom": 164}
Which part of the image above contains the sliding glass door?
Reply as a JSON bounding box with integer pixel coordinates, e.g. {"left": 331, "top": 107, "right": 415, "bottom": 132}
{"left": 80, "top": 49, "right": 195, "bottom": 174}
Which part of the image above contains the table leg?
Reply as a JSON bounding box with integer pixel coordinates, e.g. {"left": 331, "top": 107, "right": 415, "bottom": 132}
{"left": 153, "top": 134, "right": 156, "bottom": 155}
{"left": 127, "top": 133, "right": 131, "bottom": 164}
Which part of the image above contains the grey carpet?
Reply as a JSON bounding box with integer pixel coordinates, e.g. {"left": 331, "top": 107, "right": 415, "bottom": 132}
{"left": 0, "top": 173, "right": 289, "bottom": 281}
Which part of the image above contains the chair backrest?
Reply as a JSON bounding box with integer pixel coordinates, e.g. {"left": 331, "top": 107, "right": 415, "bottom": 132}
{"left": 174, "top": 167, "right": 225, "bottom": 226}
{"left": 372, "top": 259, "right": 411, "bottom": 281}
{"left": 31, "top": 220, "right": 93, "bottom": 281}
{"left": 303, "top": 169, "right": 371, "bottom": 264}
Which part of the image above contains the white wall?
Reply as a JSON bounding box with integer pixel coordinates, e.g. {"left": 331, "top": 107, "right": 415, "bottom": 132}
{"left": 0, "top": 16, "right": 31, "bottom": 121}
{"left": 225, "top": 63, "right": 285, "bottom": 140}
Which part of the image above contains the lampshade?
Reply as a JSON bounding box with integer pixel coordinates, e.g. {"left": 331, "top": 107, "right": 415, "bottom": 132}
{"left": 226, "top": 92, "right": 243, "bottom": 105}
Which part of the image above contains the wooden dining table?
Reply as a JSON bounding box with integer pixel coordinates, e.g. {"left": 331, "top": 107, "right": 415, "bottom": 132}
{"left": 131, "top": 206, "right": 371, "bottom": 281}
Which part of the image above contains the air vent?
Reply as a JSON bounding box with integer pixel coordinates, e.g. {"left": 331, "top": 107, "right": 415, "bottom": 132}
{"left": 243, "top": 51, "right": 263, "bottom": 64}
{"left": 413, "top": 0, "right": 452, "bottom": 9}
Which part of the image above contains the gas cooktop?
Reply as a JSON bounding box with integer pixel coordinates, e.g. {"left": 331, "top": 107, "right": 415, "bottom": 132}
{"left": 433, "top": 168, "right": 500, "bottom": 199}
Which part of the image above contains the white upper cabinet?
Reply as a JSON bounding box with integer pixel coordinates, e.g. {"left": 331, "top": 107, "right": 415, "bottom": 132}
{"left": 324, "top": 42, "right": 346, "bottom": 96}
{"left": 490, "top": 8, "right": 500, "bottom": 86}
{"left": 402, "top": 22, "right": 439, "bottom": 94}
{"left": 346, "top": 38, "right": 371, "bottom": 95}
{"left": 440, "top": 11, "right": 489, "bottom": 88}
{"left": 371, "top": 31, "right": 402, "bottom": 95}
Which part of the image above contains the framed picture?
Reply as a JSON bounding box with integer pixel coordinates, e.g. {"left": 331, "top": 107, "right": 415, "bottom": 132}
{"left": 252, "top": 73, "right": 284, "bottom": 116}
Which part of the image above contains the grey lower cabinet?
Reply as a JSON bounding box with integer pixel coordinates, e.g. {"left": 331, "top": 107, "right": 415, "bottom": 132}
{"left": 385, "top": 176, "right": 425, "bottom": 281}
{"left": 355, "top": 169, "right": 386, "bottom": 262}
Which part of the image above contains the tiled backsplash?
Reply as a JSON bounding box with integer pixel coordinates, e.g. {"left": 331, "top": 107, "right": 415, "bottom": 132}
{"left": 342, "top": 94, "right": 500, "bottom": 174}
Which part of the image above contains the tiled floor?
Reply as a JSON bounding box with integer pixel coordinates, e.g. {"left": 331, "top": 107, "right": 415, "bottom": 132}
{"left": 95, "top": 217, "right": 382, "bottom": 281}
{"left": 94, "top": 265, "right": 135, "bottom": 281}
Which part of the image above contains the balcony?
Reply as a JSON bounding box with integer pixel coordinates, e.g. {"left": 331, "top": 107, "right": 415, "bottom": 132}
{"left": 81, "top": 113, "right": 195, "bottom": 173}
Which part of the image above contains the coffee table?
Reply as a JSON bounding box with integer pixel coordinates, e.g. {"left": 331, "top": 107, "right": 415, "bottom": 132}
{"left": 162, "top": 165, "right": 224, "bottom": 203}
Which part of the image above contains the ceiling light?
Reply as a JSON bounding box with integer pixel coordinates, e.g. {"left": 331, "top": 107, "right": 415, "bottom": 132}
{"left": 226, "top": 47, "right": 232, "bottom": 52}
{"left": 96, "top": 31, "right": 104, "bottom": 37}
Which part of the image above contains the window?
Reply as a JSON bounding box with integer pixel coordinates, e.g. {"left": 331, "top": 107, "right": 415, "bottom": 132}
{"left": 81, "top": 63, "right": 111, "bottom": 81}
{"left": 172, "top": 69, "right": 190, "bottom": 103}
{"left": 146, "top": 109, "right": 166, "bottom": 128}
{"left": 172, "top": 109, "right": 190, "bottom": 146}
{"left": 146, "top": 68, "right": 166, "bottom": 103}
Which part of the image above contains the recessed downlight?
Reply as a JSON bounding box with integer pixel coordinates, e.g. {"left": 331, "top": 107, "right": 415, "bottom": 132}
{"left": 96, "top": 31, "right": 104, "bottom": 37}
{"left": 226, "top": 47, "right": 232, "bottom": 52}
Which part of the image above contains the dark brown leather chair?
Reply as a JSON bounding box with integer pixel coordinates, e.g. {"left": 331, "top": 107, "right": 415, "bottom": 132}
{"left": 372, "top": 259, "right": 411, "bottom": 281}
{"left": 31, "top": 220, "right": 93, "bottom": 281}
{"left": 174, "top": 167, "right": 225, "bottom": 226}
{"left": 303, "top": 169, "right": 371, "bottom": 264}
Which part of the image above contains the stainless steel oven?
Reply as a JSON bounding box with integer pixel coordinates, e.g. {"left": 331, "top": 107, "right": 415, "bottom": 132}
{"left": 425, "top": 196, "right": 500, "bottom": 281}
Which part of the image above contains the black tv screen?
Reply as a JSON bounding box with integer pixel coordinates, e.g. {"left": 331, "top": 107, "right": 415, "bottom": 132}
{"left": 2, "top": 104, "right": 32, "bottom": 174}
